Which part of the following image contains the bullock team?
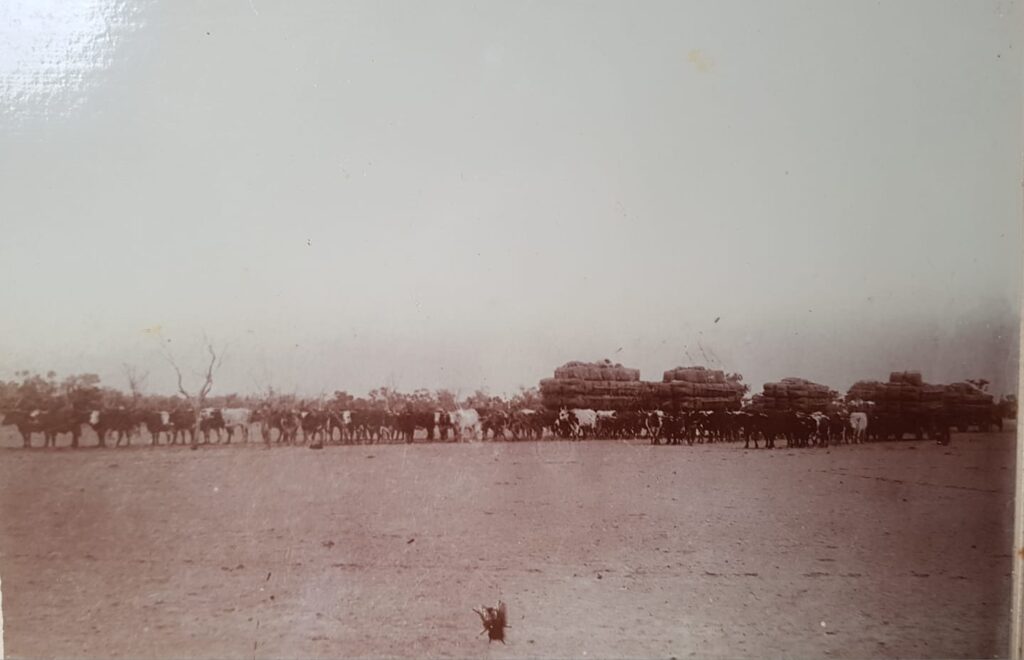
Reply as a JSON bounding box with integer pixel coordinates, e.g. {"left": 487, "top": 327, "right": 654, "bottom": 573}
{"left": 0, "top": 404, "right": 555, "bottom": 449}
{"left": 585, "top": 407, "right": 953, "bottom": 448}
{"left": 1, "top": 399, "right": 958, "bottom": 449}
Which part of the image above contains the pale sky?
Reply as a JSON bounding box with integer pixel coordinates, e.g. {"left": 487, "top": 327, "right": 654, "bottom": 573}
{"left": 1, "top": 0, "right": 1021, "bottom": 398}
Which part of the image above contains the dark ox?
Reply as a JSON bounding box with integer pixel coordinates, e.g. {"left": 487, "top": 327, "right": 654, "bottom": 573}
{"left": 140, "top": 410, "right": 175, "bottom": 445}
{"left": 301, "top": 409, "right": 330, "bottom": 448}
{"left": 39, "top": 408, "right": 88, "bottom": 448}
{"left": 394, "top": 411, "right": 436, "bottom": 443}
{"left": 480, "top": 410, "right": 509, "bottom": 441}
{"left": 2, "top": 410, "right": 41, "bottom": 448}
{"left": 88, "top": 409, "right": 138, "bottom": 448}
{"left": 352, "top": 410, "right": 391, "bottom": 443}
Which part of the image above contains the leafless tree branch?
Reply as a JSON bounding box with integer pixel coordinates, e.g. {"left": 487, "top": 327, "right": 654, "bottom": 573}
{"left": 160, "top": 347, "right": 192, "bottom": 400}
{"left": 156, "top": 337, "right": 225, "bottom": 450}
{"left": 122, "top": 363, "right": 149, "bottom": 404}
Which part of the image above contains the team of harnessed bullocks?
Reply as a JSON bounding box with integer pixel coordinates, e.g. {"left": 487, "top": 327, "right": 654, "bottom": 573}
{"left": 553, "top": 407, "right": 950, "bottom": 447}
{"left": 2, "top": 401, "right": 957, "bottom": 449}
{"left": 2, "top": 406, "right": 542, "bottom": 449}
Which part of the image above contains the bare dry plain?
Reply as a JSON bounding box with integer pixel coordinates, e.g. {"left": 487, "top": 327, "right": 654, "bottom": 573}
{"left": 0, "top": 428, "right": 1015, "bottom": 659}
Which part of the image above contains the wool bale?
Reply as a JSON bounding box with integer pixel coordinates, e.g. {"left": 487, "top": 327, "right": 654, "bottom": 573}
{"left": 613, "top": 396, "right": 637, "bottom": 409}
{"left": 663, "top": 366, "right": 720, "bottom": 383}
{"left": 669, "top": 381, "right": 696, "bottom": 395}
{"left": 539, "top": 378, "right": 560, "bottom": 393}
{"left": 889, "top": 371, "right": 924, "bottom": 386}
{"left": 900, "top": 388, "right": 921, "bottom": 401}
{"left": 620, "top": 368, "right": 641, "bottom": 381}
{"left": 543, "top": 381, "right": 563, "bottom": 395}
{"left": 847, "top": 380, "right": 884, "bottom": 401}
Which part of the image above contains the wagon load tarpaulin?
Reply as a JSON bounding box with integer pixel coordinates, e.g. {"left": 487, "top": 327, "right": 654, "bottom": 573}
{"left": 540, "top": 360, "right": 645, "bottom": 411}
{"left": 846, "top": 371, "right": 955, "bottom": 414}
{"left": 753, "top": 377, "right": 838, "bottom": 413}
{"left": 539, "top": 362, "right": 744, "bottom": 412}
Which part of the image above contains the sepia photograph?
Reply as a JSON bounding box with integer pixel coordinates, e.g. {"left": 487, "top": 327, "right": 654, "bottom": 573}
{"left": 0, "top": 1, "right": 1021, "bottom": 658}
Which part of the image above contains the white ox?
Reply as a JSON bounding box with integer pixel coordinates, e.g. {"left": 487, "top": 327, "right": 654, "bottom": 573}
{"left": 451, "top": 409, "right": 481, "bottom": 441}
{"left": 220, "top": 408, "right": 253, "bottom": 442}
{"left": 849, "top": 412, "right": 868, "bottom": 443}
{"left": 558, "top": 408, "right": 597, "bottom": 439}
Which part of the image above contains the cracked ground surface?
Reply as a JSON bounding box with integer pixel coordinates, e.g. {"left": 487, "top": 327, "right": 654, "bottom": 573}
{"left": 0, "top": 428, "right": 1015, "bottom": 658}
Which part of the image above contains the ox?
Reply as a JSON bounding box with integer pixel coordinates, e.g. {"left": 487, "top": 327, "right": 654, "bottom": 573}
{"left": 199, "top": 408, "right": 226, "bottom": 443}
{"left": 278, "top": 410, "right": 302, "bottom": 445}
{"left": 481, "top": 410, "right": 509, "bottom": 441}
{"left": 168, "top": 408, "right": 196, "bottom": 445}
{"left": 810, "top": 412, "right": 831, "bottom": 447}
{"left": 849, "top": 412, "right": 868, "bottom": 444}
{"left": 395, "top": 410, "right": 436, "bottom": 443}
{"left": 328, "top": 410, "right": 353, "bottom": 443}
{"left": 1, "top": 410, "right": 40, "bottom": 448}
{"left": 141, "top": 410, "right": 174, "bottom": 445}
{"left": 351, "top": 410, "right": 390, "bottom": 443}
{"left": 302, "top": 409, "right": 330, "bottom": 448}
{"left": 509, "top": 409, "right": 540, "bottom": 440}
{"left": 38, "top": 408, "right": 86, "bottom": 448}
{"left": 451, "top": 409, "right": 481, "bottom": 441}
{"left": 89, "top": 409, "right": 138, "bottom": 448}
{"left": 220, "top": 408, "right": 252, "bottom": 442}
{"left": 433, "top": 411, "right": 454, "bottom": 442}
{"left": 556, "top": 408, "right": 596, "bottom": 440}
{"left": 595, "top": 410, "right": 617, "bottom": 438}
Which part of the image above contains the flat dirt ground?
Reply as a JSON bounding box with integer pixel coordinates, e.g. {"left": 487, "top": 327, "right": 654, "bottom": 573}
{"left": 0, "top": 427, "right": 1016, "bottom": 659}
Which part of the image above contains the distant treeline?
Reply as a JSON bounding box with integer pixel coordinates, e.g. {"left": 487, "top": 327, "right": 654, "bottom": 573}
{"left": 0, "top": 370, "right": 542, "bottom": 413}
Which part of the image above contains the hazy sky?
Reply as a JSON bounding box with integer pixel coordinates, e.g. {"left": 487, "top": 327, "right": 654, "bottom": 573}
{"left": 1, "top": 0, "right": 1021, "bottom": 398}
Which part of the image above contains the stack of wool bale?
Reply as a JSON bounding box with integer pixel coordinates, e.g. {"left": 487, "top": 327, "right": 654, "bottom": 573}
{"left": 943, "top": 381, "right": 994, "bottom": 417}
{"left": 539, "top": 360, "right": 644, "bottom": 410}
{"left": 846, "top": 371, "right": 945, "bottom": 414}
{"left": 538, "top": 362, "right": 745, "bottom": 411}
{"left": 756, "top": 377, "right": 837, "bottom": 413}
{"left": 747, "top": 393, "right": 768, "bottom": 411}
{"left": 658, "top": 366, "right": 745, "bottom": 411}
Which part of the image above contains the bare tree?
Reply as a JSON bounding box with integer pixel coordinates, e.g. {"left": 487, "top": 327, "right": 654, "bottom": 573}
{"left": 122, "top": 363, "right": 149, "bottom": 407}
{"left": 160, "top": 338, "right": 225, "bottom": 450}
